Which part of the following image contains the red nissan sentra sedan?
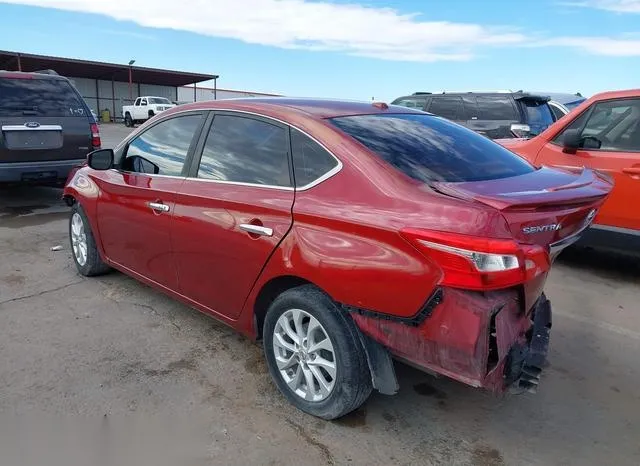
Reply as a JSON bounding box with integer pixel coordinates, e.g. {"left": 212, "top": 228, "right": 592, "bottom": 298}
{"left": 63, "top": 99, "right": 612, "bottom": 419}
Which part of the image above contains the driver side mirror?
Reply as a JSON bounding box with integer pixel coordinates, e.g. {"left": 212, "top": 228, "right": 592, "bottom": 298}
{"left": 87, "top": 149, "right": 114, "bottom": 170}
{"left": 141, "top": 101, "right": 147, "bottom": 106}
{"left": 562, "top": 129, "right": 582, "bottom": 154}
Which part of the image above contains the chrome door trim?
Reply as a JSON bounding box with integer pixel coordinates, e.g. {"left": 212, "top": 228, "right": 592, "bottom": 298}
{"left": 239, "top": 224, "right": 273, "bottom": 237}
{"left": 148, "top": 202, "right": 170, "bottom": 213}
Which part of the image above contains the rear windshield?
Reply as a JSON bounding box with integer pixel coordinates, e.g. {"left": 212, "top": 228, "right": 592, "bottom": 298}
{"left": 330, "top": 114, "right": 534, "bottom": 183}
{"left": 0, "top": 77, "right": 85, "bottom": 117}
{"left": 149, "top": 97, "right": 171, "bottom": 105}
{"left": 522, "top": 100, "right": 554, "bottom": 136}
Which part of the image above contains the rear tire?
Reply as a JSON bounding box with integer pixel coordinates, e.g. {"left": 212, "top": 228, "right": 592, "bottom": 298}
{"left": 69, "top": 203, "right": 111, "bottom": 277}
{"left": 263, "top": 285, "right": 372, "bottom": 420}
{"left": 124, "top": 113, "right": 133, "bottom": 127}
{"left": 148, "top": 110, "right": 155, "bottom": 119}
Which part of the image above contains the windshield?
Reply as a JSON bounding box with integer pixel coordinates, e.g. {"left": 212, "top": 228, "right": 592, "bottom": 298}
{"left": 522, "top": 100, "right": 554, "bottom": 136}
{"left": 0, "top": 77, "right": 85, "bottom": 117}
{"left": 330, "top": 113, "right": 534, "bottom": 183}
{"left": 148, "top": 97, "right": 171, "bottom": 105}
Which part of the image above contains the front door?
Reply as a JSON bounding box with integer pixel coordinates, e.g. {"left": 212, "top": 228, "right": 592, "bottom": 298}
{"left": 96, "top": 112, "right": 206, "bottom": 289}
{"left": 172, "top": 112, "right": 294, "bottom": 319}
{"left": 535, "top": 98, "right": 640, "bottom": 233}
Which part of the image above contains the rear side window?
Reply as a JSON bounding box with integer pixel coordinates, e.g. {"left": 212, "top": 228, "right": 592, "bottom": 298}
{"left": 290, "top": 129, "right": 339, "bottom": 187}
{"left": 0, "top": 77, "right": 85, "bottom": 117}
{"left": 427, "top": 97, "right": 464, "bottom": 120}
{"left": 522, "top": 100, "right": 554, "bottom": 136}
{"left": 476, "top": 96, "right": 517, "bottom": 120}
{"left": 330, "top": 114, "right": 534, "bottom": 183}
{"left": 198, "top": 115, "right": 290, "bottom": 187}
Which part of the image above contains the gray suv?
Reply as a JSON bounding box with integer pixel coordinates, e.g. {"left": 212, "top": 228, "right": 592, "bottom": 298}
{"left": 0, "top": 70, "right": 99, "bottom": 185}
{"left": 391, "top": 91, "right": 557, "bottom": 139}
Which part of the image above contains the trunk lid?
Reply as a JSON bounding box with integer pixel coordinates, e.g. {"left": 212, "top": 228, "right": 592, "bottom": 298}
{"left": 433, "top": 166, "right": 612, "bottom": 249}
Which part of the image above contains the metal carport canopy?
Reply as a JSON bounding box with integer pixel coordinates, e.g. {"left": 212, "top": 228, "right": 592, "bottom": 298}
{"left": 0, "top": 50, "right": 218, "bottom": 86}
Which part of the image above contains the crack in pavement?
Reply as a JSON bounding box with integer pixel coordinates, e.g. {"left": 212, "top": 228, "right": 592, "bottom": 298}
{"left": 284, "top": 418, "right": 335, "bottom": 465}
{"left": 0, "top": 279, "right": 85, "bottom": 306}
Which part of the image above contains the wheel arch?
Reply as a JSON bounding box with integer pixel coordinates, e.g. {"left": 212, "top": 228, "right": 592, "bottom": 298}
{"left": 253, "top": 275, "right": 316, "bottom": 340}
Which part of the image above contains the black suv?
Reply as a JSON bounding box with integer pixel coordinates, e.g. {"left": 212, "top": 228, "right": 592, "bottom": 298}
{"left": 0, "top": 70, "right": 99, "bottom": 185}
{"left": 391, "top": 91, "right": 557, "bottom": 139}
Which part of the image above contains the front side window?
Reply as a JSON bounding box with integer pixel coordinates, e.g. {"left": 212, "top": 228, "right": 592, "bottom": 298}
{"left": 428, "top": 97, "right": 464, "bottom": 121}
{"left": 291, "top": 129, "right": 339, "bottom": 187}
{"left": 475, "top": 96, "right": 518, "bottom": 120}
{"left": 555, "top": 99, "right": 640, "bottom": 152}
{"left": 0, "top": 77, "right": 84, "bottom": 117}
{"left": 198, "top": 114, "right": 290, "bottom": 186}
{"left": 330, "top": 113, "right": 534, "bottom": 183}
{"left": 123, "top": 114, "right": 202, "bottom": 176}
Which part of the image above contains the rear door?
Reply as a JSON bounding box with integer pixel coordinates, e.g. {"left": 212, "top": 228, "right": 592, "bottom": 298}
{"left": 95, "top": 112, "right": 207, "bottom": 289}
{"left": 0, "top": 75, "right": 91, "bottom": 163}
{"left": 172, "top": 112, "right": 294, "bottom": 319}
{"left": 534, "top": 97, "right": 640, "bottom": 233}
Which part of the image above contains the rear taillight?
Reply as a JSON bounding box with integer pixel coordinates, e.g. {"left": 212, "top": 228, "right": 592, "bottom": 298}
{"left": 401, "top": 229, "right": 550, "bottom": 291}
{"left": 90, "top": 123, "right": 101, "bottom": 149}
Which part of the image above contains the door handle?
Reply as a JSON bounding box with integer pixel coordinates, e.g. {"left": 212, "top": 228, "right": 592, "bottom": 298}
{"left": 148, "top": 201, "right": 170, "bottom": 213}
{"left": 239, "top": 223, "right": 273, "bottom": 237}
{"left": 622, "top": 167, "right": 640, "bottom": 175}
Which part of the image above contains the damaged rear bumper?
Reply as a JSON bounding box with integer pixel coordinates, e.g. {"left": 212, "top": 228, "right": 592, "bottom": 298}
{"left": 350, "top": 289, "right": 552, "bottom": 393}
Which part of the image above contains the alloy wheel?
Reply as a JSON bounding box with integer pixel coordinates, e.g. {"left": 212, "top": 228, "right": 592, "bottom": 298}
{"left": 272, "top": 308, "right": 337, "bottom": 402}
{"left": 70, "top": 212, "right": 88, "bottom": 266}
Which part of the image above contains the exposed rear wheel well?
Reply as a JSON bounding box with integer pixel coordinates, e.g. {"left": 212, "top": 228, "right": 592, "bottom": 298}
{"left": 63, "top": 194, "right": 76, "bottom": 206}
{"left": 254, "top": 275, "right": 313, "bottom": 339}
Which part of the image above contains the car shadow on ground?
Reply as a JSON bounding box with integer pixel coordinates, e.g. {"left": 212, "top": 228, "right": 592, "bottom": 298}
{"left": 0, "top": 186, "right": 67, "bottom": 228}
{"left": 557, "top": 245, "right": 640, "bottom": 283}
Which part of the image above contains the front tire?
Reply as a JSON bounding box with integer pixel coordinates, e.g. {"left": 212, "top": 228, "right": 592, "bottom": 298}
{"left": 263, "top": 285, "right": 372, "bottom": 420}
{"left": 69, "top": 204, "right": 111, "bottom": 277}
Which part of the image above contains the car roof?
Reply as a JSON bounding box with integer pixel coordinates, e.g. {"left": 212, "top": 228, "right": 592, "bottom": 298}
{"left": 0, "top": 70, "right": 68, "bottom": 81}
{"left": 165, "top": 97, "right": 423, "bottom": 120}
{"left": 393, "top": 91, "right": 549, "bottom": 101}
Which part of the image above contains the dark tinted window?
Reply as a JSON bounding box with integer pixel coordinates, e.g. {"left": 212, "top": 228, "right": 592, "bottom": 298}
{"left": 427, "top": 97, "right": 464, "bottom": 120}
{"left": 476, "top": 96, "right": 517, "bottom": 120}
{"left": 0, "top": 77, "right": 85, "bottom": 117}
{"left": 124, "top": 114, "right": 202, "bottom": 176}
{"left": 330, "top": 114, "right": 534, "bottom": 183}
{"left": 556, "top": 99, "right": 640, "bottom": 152}
{"left": 198, "top": 115, "right": 290, "bottom": 186}
{"left": 291, "top": 129, "right": 339, "bottom": 187}
{"left": 148, "top": 97, "right": 171, "bottom": 105}
{"left": 522, "top": 101, "right": 554, "bottom": 136}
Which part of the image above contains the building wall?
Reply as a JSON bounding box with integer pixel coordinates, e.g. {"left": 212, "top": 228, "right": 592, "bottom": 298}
{"left": 177, "top": 86, "right": 280, "bottom": 102}
{"left": 67, "top": 77, "right": 177, "bottom": 120}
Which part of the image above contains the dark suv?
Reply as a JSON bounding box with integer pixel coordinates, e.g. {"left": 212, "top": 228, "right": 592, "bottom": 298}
{"left": 391, "top": 91, "right": 557, "bottom": 139}
{"left": 0, "top": 70, "right": 100, "bottom": 185}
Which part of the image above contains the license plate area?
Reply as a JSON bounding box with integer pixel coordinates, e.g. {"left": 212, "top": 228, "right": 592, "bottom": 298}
{"left": 2, "top": 126, "right": 63, "bottom": 150}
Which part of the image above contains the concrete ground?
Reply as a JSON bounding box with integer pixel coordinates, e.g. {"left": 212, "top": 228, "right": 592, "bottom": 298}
{"left": 0, "top": 124, "right": 639, "bottom": 465}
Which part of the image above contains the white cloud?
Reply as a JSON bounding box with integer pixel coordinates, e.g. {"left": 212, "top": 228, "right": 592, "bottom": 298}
{"left": 1, "top": 0, "right": 525, "bottom": 62}
{"left": 564, "top": 0, "right": 640, "bottom": 12}
{"left": 539, "top": 36, "right": 640, "bottom": 56}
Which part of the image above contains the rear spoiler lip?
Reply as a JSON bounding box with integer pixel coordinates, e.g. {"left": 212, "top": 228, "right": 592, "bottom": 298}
{"left": 431, "top": 168, "right": 612, "bottom": 211}
{"left": 513, "top": 94, "right": 550, "bottom": 103}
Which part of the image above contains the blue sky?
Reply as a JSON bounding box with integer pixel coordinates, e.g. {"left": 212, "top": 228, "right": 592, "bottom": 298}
{"left": 0, "top": 0, "right": 639, "bottom": 100}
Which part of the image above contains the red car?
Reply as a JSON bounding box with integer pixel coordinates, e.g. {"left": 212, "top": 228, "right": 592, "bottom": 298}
{"left": 63, "top": 99, "right": 611, "bottom": 419}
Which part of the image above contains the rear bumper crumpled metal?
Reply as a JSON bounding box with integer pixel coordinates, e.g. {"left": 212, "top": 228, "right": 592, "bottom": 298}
{"left": 351, "top": 288, "right": 552, "bottom": 393}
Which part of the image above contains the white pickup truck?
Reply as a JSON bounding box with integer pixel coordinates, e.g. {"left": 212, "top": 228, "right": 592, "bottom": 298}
{"left": 122, "top": 96, "right": 176, "bottom": 127}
